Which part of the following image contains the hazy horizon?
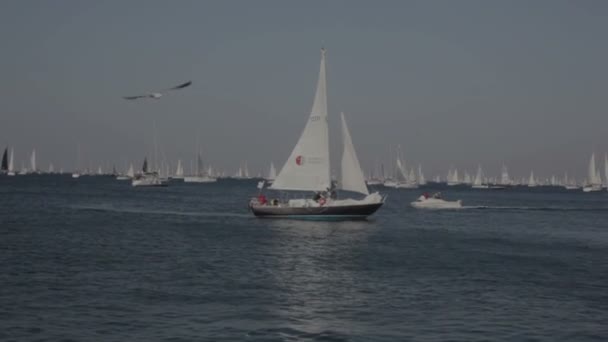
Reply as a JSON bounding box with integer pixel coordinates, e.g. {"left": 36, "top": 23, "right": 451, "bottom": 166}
{"left": 2, "top": 1, "right": 608, "bottom": 180}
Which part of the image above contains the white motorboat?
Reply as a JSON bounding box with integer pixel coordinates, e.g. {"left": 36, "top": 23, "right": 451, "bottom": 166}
{"left": 411, "top": 193, "right": 462, "bottom": 209}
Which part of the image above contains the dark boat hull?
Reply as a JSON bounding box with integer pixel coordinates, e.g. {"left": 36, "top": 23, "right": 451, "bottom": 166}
{"left": 249, "top": 202, "right": 383, "bottom": 220}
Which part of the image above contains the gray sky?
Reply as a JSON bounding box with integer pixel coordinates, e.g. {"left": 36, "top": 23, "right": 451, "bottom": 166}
{"left": 1, "top": 1, "right": 607, "bottom": 179}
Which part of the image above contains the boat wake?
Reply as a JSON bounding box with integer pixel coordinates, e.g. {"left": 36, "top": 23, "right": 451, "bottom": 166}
{"left": 68, "top": 204, "right": 250, "bottom": 218}
{"left": 459, "top": 206, "right": 608, "bottom": 212}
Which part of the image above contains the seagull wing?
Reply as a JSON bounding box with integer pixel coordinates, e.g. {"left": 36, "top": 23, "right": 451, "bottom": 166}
{"left": 123, "top": 95, "right": 149, "bottom": 100}
{"left": 166, "top": 81, "right": 192, "bottom": 91}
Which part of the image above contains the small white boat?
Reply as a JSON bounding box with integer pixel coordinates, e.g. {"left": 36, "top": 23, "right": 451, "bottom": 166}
{"left": 411, "top": 193, "right": 462, "bottom": 209}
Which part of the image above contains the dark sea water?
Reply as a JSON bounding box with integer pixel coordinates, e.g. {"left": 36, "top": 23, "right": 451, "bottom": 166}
{"left": 1, "top": 175, "right": 607, "bottom": 341}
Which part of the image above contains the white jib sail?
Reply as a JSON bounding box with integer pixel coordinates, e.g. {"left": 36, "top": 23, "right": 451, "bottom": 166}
{"left": 271, "top": 48, "right": 331, "bottom": 192}
{"left": 339, "top": 112, "right": 369, "bottom": 195}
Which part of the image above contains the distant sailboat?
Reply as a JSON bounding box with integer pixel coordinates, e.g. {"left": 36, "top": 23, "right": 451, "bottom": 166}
{"left": 249, "top": 49, "right": 384, "bottom": 219}
{"left": 132, "top": 157, "right": 167, "bottom": 187}
{"left": 127, "top": 163, "right": 135, "bottom": 178}
{"left": 184, "top": 152, "right": 217, "bottom": 183}
{"left": 7, "top": 148, "right": 15, "bottom": 176}
{"left": 527, "top": 171, "right": 538, "bottom": 187}
{"left": 173, "top": 159, "right": 185, "bottom": 179}
{"left": 499, "top": 165, "right": 512, "bottom": 186}
{"left": 471, "top": 165, "right": 489, "bottom": 189}
{"left": 384, "top": 146, "right": 417, "bottom": 188}
{"left": 583, "top": 153, "right": 602, "bottom": 192}
{"left": 417, "top": 165, "right": 426, "bottom": 186}
{"left": 447, "top": 168, "right": 460, "bottom": 186}
{"left": 604, "top": 154, "right": 608, "bottom": 190}
{"left": 30, "top": 149, "right": 37, "bottom": 174}
{"left": 72, "top": 145, "right": 81, "bottom": 179}
{"left": 563, "top": 172, "right": 579, "bottom": 190}
{"left": 1, "top": 147, "right": 8, "bottom": 174}
{"left": 266, "top": 162, "right": 277, "bottom": 184}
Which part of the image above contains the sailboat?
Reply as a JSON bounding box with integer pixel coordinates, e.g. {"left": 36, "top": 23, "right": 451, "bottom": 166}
{"left": 499, "top": 165, "right": 512, "bottom": 186}
{"left": 605, "top": 154, "right": 608, "bottom": 191}
{"left": 266, "top": 162, "right": 277, "bottom": 184}
{"left": 30, "top": 149, "right": 37, "bottom": 174}
{"left": 447, "top": 168, "right": 460, "bottom": 186}
{"left": 7, "top": 148, "right": 15, "bottom": 176}
{"left": 471, "top": 165, "right": 489, "bottom": 189}
{"left": 72, "top": 145, "right": 81, "bottom": 178}
{"left": 184, "top": 152, "right": 217, "bottom": 183}
{"left": 132, "top": 157, "right": 167, "bottom": 187}
{"left": 172, "top": 159, "right": 185, "bottom": 180}
{"left": 417, "top": 165, "right": 426, "bottom": 186}
{"left": 127, "top": 163, "right": 135, "bottom": 178}
{"left": 249, "top": 49, "right": 384, "bottom": 219}
{"left": 527, "top": 171, "right": 538, "bottom": 187}
{"left": 384, "top": 146, "right": 417, "bottom": 188}
{"left": 116, "top": 162, "right": 132, "bottom": 180}
{"left": 1, "top": 147, "right": 8, "bottom": 174}
{"left": 582, "top": 153, "right": 602, "bottom": 192}
{"left": 366, "top": 160, "right": 384, "bottom": 186}
{"left": 563, "top": 172, "right": 579, "bottom": 190}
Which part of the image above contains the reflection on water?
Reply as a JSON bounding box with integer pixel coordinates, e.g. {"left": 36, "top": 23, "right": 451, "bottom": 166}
{"left": 259, "top": 219, "right": 379, "bottom": 336}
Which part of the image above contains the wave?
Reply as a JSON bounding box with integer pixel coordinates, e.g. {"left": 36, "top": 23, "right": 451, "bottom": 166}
{"left": 68, "top": 204, "right": 251, "bottom": 218}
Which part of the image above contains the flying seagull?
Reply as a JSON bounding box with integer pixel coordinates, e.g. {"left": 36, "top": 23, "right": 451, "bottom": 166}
{"left": 123, "top": 80, "right": 192, "bottom": 100}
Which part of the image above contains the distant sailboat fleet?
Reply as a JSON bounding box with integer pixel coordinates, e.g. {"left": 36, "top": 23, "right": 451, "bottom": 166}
{"left": 2, "top": 47, "right": 608, "bottom": 222}
{"left": 2, "top": 144, "right": 608, "bottom": 193}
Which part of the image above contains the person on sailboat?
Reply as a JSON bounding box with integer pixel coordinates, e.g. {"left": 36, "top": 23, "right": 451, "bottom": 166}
{"left": 257, "top": 194, "right": 267, "bottom": 205}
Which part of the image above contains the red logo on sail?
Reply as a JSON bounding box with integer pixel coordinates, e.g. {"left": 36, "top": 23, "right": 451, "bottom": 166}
{"left": 295, "top": 155, "right": 303, "bottom": 165}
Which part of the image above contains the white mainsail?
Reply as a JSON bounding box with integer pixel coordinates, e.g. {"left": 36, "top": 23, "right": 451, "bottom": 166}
{"left": 267, "top": 162, "right": 276, "bottom": 180}
{"left": 175, "top": 160, "right": 184, "bottom": 177}
{"left": 127, "top": 163, "right": 135, "bottom": 178}
{"left": 339, "top": 112, "right": 369, "bottom": 195}
{"left": 395, "top": 158, "right": 408, "bottom": 182}
{"left": 605, "top": 154, "right": 608, "bottom": 187}
{"left": 473, "top": 165, "right": 484, "bottom": 186}
{"left": 500, "top": 165, "right": 511, "bottom": 185}
{"left": 418, "top": 165, "right": 426, "bottom": 185}
{"left": 271, "top": 48, "right": 331, "bottom": 192}
{"left": 528, "top": 171, "right": 537, "bottom": 186}
{"left": 588, "top": 153, "right": 601, "bottom": 186}
{"left": 8, "top": 148, "right": 15, "bottom": 174}
{"left": 30, "top": 149, "right": 37, "bottom": 173}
